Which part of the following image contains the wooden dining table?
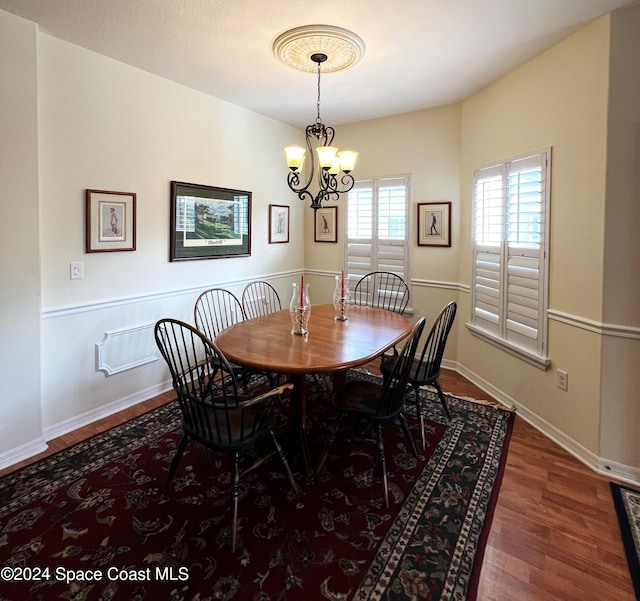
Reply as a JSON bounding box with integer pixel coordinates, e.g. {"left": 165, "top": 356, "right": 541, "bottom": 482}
{"left": 215, "top": 303, "right": 412, "bottom": 478}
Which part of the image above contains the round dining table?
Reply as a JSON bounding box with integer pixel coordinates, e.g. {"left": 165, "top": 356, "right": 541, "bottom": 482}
{"left": 215, "top": 303, "right": 412, "bottom": 479}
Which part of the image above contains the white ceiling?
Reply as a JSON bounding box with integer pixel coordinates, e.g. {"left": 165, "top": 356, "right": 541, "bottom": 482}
{"left": 1, "top": 0, "right": 637, "bottom": 129}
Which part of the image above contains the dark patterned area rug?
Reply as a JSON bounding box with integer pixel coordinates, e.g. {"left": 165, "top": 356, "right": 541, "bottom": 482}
{"left": 611, "top": 482, "right": 640, "bottom": 601}
{"left": 0, "top": 371, "right": 513, "bottom": 601}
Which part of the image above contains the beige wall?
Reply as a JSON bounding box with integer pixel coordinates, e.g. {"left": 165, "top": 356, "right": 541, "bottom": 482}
{"left": 305, "top": 105, "right": 463, "bottom": 353}
{"left": 458, "top": 17, "right": 612, "bottom": 455}
{"left": 318, "top": 11, "right": 640, "bottom": 478}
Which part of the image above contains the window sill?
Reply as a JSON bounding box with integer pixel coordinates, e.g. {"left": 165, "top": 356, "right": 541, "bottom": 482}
{"left": 465, "top": 322, "right": 551, "bottom": 371}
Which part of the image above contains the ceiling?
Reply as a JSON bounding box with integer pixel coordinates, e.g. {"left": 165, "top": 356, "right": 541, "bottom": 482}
{"left": 1, "top": 0, "right": 637, "bottom": 129}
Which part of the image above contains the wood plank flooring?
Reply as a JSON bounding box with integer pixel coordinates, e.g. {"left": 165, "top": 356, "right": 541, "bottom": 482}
{"left": 0, "top": 370, "right": 635, "bottom": 600}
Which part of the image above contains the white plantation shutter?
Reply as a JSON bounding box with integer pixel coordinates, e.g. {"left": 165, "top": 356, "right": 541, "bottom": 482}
{"left": 346, "top": 177, "right": 409, "bottom": 282}
{"left": 346, "top": 182, "right": 374, "bottom": 276}
{"left": 471, "top": 150, "right": 550, "bottom": 360}
{"left": 473, "top": 249, "right": 501, "bottom": 333}
{"left": 473, "top": 164, "right": 503, "bottom": 334}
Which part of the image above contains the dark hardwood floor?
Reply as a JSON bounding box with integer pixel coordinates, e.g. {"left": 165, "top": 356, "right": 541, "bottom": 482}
{"left": 0, "top": 369, "right": 635, "bottom": 600}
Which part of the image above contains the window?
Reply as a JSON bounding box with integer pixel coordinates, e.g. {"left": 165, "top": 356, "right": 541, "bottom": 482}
{"left": 345, "top": 176, "right": 410, "bottom": 281}
{"left": 469, "top": 149, "right": 551, "bottom": 368}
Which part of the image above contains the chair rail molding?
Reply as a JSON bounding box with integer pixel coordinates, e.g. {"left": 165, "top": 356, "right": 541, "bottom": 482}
{"left": 42, "top": 270, "right": 302, "bottom": 319}
{"left": 411, "top": 278, "right": 471, "bottom": 293}
{"left": 548, "top": 309, "right": 640, "bottom": 339}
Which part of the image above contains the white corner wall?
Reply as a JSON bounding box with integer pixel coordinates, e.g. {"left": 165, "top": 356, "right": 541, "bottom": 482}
{"left": 36, "top": 34, "right": 305, "bottom": 434}
{"left": 599, "top": 4, "right": 640, "bottom": 471}
{"left": 0, "top": 18, "right": 306, "bottom": 468}
{"left": 0, "top": 11, "right": 45, "bottom": 462}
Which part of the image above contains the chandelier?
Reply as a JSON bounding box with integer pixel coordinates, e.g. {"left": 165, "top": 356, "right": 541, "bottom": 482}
{"left": 273, "top": 26, "right": 365, "bottom": 211}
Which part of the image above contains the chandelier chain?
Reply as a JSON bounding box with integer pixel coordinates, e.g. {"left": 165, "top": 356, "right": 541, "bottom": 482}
{"left": 316, "top": 61, "right": 322, "bottom": 126}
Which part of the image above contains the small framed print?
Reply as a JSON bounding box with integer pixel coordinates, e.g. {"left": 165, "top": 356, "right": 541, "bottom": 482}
{"left": 86, "top": 189, "right": 136, "bottom": 252}
{"left": 418, "top": 202, "right": 451, "bottom": 247}
{"left": 314, "top": 206, "right": 338, "bottom": 243}
{"left": 269, "top": 204, "right": 290, "bottom": 243}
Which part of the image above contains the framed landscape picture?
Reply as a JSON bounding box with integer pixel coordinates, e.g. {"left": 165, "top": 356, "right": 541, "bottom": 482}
{"left": 417, "top": 202, "right": 451, "bottom": 247}
{"left": 269, "top": 204, "right": 290, "bottom": 243}
{"left": 86, "top": 189, "right": 136, "bottom": 252}
{"left": 170, "top": 181, "right": 251, "bottom": 261}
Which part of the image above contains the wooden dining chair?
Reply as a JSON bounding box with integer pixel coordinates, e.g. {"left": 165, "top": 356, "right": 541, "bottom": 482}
{"left": 154, "top": 318, "right": 300, "bottom": 552}
{"left": 315, "top": 317, "right": 426, "bottom": 508}
{"left": 242, "top": 281, "right": 281, "bottom": 319}
{"left": 381, "top": 301, "right": 457, "bottom": 449}
{"left": 353, "top": 271, "right": 410, "bottom": 315}
{"left": 194, "top": 288, "right": 254, "bottom": 388}
{"left": 354, "top": 271, "right": 411, "bottom": 362}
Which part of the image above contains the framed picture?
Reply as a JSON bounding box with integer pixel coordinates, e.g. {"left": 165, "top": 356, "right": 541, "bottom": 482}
{"left": 314, "top": 206, "right": 338, "bottom": 243}
{"left": 269, "top": 204, "right": 290, "bottom": 243}
{"left": 86, "top": 189, "right": 136, "bottom": 252}
{"left": 417, "top": 202, "right": 451, "bottom": 247}
{"left": 170, "top": 181, "right": 251, "bottom": 261}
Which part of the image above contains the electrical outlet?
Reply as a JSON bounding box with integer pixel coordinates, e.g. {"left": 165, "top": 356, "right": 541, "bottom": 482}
{"left": 557, "top": 369, "right": 568, "bottom": 391}
{"left": 70, "top": 262, "right": 84, "bottom": 280}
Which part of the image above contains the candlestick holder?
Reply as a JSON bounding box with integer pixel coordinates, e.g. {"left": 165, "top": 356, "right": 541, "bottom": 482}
{"left": 290, "top": 282, "right": 311, "bottom": 335}
{"left": 333, "top": 274, "right": 351, "bottom": 321}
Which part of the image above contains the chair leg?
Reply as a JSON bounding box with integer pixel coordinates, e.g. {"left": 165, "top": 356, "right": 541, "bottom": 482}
{"left": 375, "top": 424, "right": 389, "bottom": 508}
{"left": 315, "top": 413, "right": 343, "bottom": 476}
{"left": 270, "top": 431, "right": 300, "bottom": 495}
{"left": 398, "top": 413, "right": 418, "bottom": 457}
{"left": 412, "top": 383, "right": 427, "bottom": 451}
{"left": 164, "top": 435, "right": 189, "bottom": 494}
{"left": 433, "top": 380, "right": 451, "bottom": 420}
{"left": 230, "top": 453, "right": 241, "bottom": 553}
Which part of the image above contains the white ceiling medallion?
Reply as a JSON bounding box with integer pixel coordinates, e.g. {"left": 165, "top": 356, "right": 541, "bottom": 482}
{"left": 273, "top": 25, "right": 365, "bottom": 73}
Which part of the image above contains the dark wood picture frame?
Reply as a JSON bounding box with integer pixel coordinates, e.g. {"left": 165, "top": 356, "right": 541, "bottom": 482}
{"left": 170, "top": 181, "right": 251, "bottom": 261}
{"left": 269, "top": 204, "right": 290, "bottom": 243}
{"left": 314, "top": 206, "right": 338, "bottom": 243}
{"left": 417, "top": 202, "right": 451, "bottom": 247}
{"left": 86, "top": 189, "right": 136, "bottom": 252}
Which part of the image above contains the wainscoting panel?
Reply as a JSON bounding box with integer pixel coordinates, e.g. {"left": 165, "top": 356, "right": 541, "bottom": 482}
{"left": 95, "top": 323, "right": 160, "bottom": 376}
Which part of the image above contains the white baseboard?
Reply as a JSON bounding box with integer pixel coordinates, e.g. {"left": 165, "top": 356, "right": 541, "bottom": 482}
{"left": 0, "top": 437, "right": 48, "bottom": 472}
{"left": 43, "top": 379, "right": 174, "bottom": 442}
{"left": 449, "top": 360, "right": 640, "bottom": 487}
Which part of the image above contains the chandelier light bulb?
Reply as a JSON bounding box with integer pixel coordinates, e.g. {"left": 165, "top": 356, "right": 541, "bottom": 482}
{"left": 285, "top": 146, "right": 306, "bottom": 172}
{"left": 328, "top": 156, "right": 341, "bottom": 175}
{"left": 316, "top": 146, "right": 338, "bottom": 170}
{"left": 337, "top": 150, "right": 358, "bottom": 173}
